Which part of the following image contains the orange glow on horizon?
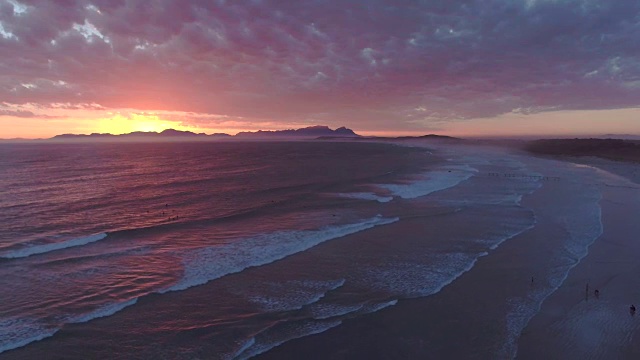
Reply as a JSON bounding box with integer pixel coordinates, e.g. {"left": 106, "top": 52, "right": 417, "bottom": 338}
{"left": 97, "top": 113, "right": 195, "bottom": 134}
{"left": 1, "top": 107, "right": 639, "bottom": 140}
{"left": 93, "top": 113, "right": 281, "bottom": 137}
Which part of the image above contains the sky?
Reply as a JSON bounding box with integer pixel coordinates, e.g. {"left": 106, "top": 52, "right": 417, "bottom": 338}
{"left": 1, "top": 0, "right": 639, "bottom": 139}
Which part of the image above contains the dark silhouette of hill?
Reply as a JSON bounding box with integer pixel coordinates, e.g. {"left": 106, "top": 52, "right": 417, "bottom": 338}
{"left": 2, "top": 126, "right": 469, "bottom": 143}
{"left": 599, "top": 134, "right": 640, "bottom": 140}
{"left": 34, "top": 125, "right": 358, "bottom": 142}
{"left": 235, "top": 125, "right": 358, "bottom": 138}
{"left": 47, "top": 125, "right": 360, "bottom": 141}
{"left": 391, "top": 134, "right": 462, "bottom": 142}
{"left": 316, "top": 134, "right": 462, "bottom": 143}
{"left": 525, "top": 138, "right": 640, "bottom": 163}
{"left": 51, "top": 129, "right": 212, "bottom": 140}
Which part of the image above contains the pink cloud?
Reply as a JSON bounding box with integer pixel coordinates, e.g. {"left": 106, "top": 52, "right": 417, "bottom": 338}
{"left": 0, "top": 0, "right": 639, "bottom": 135}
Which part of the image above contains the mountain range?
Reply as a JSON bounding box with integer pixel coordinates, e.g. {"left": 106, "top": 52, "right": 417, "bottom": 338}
{"left": 48, "top": 125, "right": 359, "bottom": 141}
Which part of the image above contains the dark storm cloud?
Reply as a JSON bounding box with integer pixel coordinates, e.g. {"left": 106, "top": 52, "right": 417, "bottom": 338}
{"left": 1, "top": 0, "right": 639, "bottom": 128}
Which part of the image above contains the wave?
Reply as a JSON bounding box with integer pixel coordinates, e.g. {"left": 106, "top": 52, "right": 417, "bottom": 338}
{"left": 362, "top": 212, "right": 535, "bottom": 299}
{"left": 489, "top": 212, "right": 536, "bottom": 250}
{"left": 334, "top": 192, "right": 393, "bottom": 203}
{"left": 0, "top": 298, "right": 138, "bottom": 355}
{"left": 69, "top": 298, "right": 138, "bottom": 324}
{"left": 310, "top": 299, "right": 398, "bottom": 321}
{"left": 231, "top": 299, "right": 400, "bottom": 359}
{"left": 0, "top": 192, "right": 303, "bottom": 261}
{"left": 504, "top": 167, "right": 605, "bottom": 358}
{"left": 231, "top": 338, "right": 256, "bottom": 360}
{"left": 362, "top": 252, "right": 486, "bottom": 299}
{"left": 166, "top": 215, "right": 398, "bottom": 292}
{"left": 502, "top": 213, "right": 603, "bottom": 359}
{"left": 310, "top": 303, "right": 365, "bottom": 320}
{"left": 1, "top": 233, "right": 107, "bottom": 259}
{"left": 234, "top": 319, "right": 343, "bottom": 360}
{"left": 248, "top": 279, "right": 346, "bottom": 312}
{"left": 0, "top": 216, "right": 398, "bottom": 355}
{"left": 0, "top": 318, "right": 58, "bottom": 354}
{"left": 378, "top": 164, "right": 477, "bottom": 199}
{"left": 359, "top": 299, "right": 398, "bottom": 314}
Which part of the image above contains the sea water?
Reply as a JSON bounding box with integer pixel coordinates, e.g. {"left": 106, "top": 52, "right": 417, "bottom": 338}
{"left": 0, "top": 141, "right": 608, "bottom": 359}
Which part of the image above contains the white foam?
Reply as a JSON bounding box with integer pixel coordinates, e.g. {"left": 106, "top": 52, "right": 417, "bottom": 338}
{"left": 429, "top": 164, "right": 544, "bottom": 207}
{"left": 69, "top": 298, "right": 138, "bottom": 324}
{"left": 0, "top": 298, "right": 139, "bottom": 355}
{"left": 359, "top": 299, "right": 398, "bottom": 314}
{"left": 364, "top": 252, "right": 487, "bottom": 298}
{"left": 249, "top": 279, "right": 346, "bottom": 312}
{"left": 508, "top": 214, "right": 602, "bottom": 358}
{"left": 334, "top": 192, "right": 393, "bottom": 203}
{"left": 0, "top": 318, "right": 58, "bottom": 354}
{"left": 504, "top": 164, "right": 605, "bottom": 359}
{"left": 167, "top": 216, "right": 399, "bottom": 292}
{"left": 498, "top": 287, "right": 548, "bottom": 359}
{"left": 0, "top": 217, "right": 396, "bottom": 355}
{"left": 310, "top": 303, "right": 365, "bottom": 320}
{"left": 234, "top": 320, "right": 342, "bottom": 360}
{"left": 378, "top": 165, "right": 477, "bottom": 199}
{"left": 489, "top": 220, "right": 536, "bottom": 250}
{"left": 359, "top": 208, "right": 535, "bottom": 300}
{"left": 233, "top": 299, "right": 400, "bottom": 359}
{"left": 230, "top": 338, "right": 256, "bottom": 360}
{"left": 2, "top": 233, "right": 108, "bottom": 259}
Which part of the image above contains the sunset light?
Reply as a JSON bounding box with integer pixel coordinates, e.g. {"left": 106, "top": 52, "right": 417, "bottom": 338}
{"left": 3, "top": 1, "right": 640, "bottom": 359}
{"left": 0, "top": 0, "right": 638, "bottom": 139}
{"left": 97, "top": 113, "right": 191, "bottom": 135}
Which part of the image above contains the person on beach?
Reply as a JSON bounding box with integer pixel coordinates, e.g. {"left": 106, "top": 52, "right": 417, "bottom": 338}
{"left": 594, "top": 289, "right": 599, "bottom": 298}
{"left": 631, "top": 305, "right": 636, "bottom": 315}
{"left": 585, "top": 283, "right": 589, "bottom": 300}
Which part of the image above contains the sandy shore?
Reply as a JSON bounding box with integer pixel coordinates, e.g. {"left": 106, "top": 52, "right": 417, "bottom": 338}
{"left": 556, "top": 156, "right": 640, "bottom": 185}
{"left": 517, "top": 161, "right": 640, "bottom": 359}
{"left": 256, "top": 152, "right": 640, "bottom": 359}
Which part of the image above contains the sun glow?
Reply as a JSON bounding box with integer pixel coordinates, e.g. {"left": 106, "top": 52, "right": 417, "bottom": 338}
{"left": 97, "top": 113, "right": 191, "bottom": 134}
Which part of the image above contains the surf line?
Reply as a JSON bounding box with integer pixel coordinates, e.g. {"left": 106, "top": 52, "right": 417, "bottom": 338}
{"left": 487, "top": 172, "right": 560, "bottom": 181}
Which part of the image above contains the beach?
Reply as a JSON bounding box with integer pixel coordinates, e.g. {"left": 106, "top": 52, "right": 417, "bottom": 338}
{"left": 256, "top": 146, "right": 640, "bottom": 359}
{"left": 517, "top": 160, "right": 640, "bottom": 359}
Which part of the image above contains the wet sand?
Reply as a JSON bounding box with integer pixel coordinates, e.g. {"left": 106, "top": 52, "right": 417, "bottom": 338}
{"left": 257, "top": 155, "right": 640, "bottom": 359}
{"left": 517, "top": 163, "right": 640, "bottom": 359}
{"left": 554, "top": 156, "right": 640, "bottom": 185}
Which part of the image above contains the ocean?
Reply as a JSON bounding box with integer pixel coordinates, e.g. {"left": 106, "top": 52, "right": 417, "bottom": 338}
{"left": 0, "top": 141, "right": 613, "bottom": 359}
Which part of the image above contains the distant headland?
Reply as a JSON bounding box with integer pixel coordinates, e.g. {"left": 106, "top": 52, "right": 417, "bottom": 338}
{"left": 1, "top": 126, "right": 463, "bottom": 143}
{"left": 17, "top": 125, "right": 361, "bottom": 142}
{"left": 524, "top": 138, "right": 640, "bottom": 163}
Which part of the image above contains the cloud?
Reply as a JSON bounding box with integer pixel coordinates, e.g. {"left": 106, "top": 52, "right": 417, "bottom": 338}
{"left": 0, "top": 108, "right": 37, "bottom": 117}
{"left": 0, "top": 107, "right": 58, "bottom": 118}
{"left": 0, "top": 0, "right": 639, "bottom": 131}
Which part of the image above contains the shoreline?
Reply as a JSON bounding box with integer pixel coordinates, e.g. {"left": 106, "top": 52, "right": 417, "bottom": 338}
{"left": 256, "top": 147, "right": 640, "bottom": 359}
{"left": 516, "top": 159, "right": 640, "bottom": 359}
{"left": 519, "top": 148, "right": 640, "bottom": 185}
{"left": 561, "top": 156, "right": 640, "bottom": 185}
